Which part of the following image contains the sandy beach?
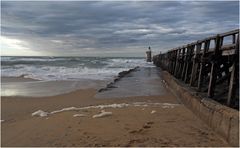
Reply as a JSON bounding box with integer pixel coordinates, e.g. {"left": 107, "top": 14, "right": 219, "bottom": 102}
{"left": 1, "top": 1, "right": 238, "bottom": 146}
{"left": 1, "top": 77, "right": 228, "bottom": 147}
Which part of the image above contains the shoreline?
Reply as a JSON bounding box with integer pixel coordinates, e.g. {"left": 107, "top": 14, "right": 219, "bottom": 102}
{"left": 1, "top": 66, "right": 140, "bottom": 97}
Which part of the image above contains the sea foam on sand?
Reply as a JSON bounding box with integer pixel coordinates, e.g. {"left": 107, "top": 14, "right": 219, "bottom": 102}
{"left": 31, "top": 102, "right": 180, "bottom": 117}
{"left": 92, "top": 110, "right": 112, "bottom": 118}
{"left": 32, "top": 110, "right": 49, "bottom": 117}
{"left": 73, "top": 114, "right": 87, "bottom": 117}
{"left": 151, "top": 110, "right": 156, "bottom": 114}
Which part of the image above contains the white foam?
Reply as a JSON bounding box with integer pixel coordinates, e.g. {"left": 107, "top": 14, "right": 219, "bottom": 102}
{"left": 2, "top": 57, "right": 152, "bottom": 81}
{"left": 95, "top": 103, "right": 130, "bottom": 109}
{"left": 92, "top": 110, "right": 112, "bottom": 118}
{"left": 1, "top": 65, "right": 131, "bottom": 81}
{"left": 108, "top": 59, "right": 154, "bottom": 68}
{"left": 51, "top": 107, "right": 77, "bottom": 114}
{"left": 31, "top": 102, "right": 180, "bottom": 117}
{"left": 32, "top": 110, "right": 49, "bottom": 117}
{"left": 151, "top": 110, "right": 156, "bottom": 114}
{"left": 73, "top": 114, "right": 87, "bottom": 117}
{"left": 162, "top": 105, "right": 174, "bottom": 109}
{"left": 80, "top": 103, "right": 130, "bottom": 110}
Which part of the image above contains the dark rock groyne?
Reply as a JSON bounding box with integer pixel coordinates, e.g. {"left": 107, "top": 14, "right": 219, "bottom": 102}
{"left": 98, "top": 66, "right": 139, "bottom": 92}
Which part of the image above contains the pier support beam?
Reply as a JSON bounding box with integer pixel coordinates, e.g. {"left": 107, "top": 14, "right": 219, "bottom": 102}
{"left": 227, "top": 34, "right": 239, "bottom": 106}
{"left": 208, "top": 35, "right": 221, "bottom": 98}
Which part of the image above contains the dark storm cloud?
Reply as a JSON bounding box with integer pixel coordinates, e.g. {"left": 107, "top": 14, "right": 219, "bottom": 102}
{"left": 1, "top": 1, "right": 239, "bottom": 56}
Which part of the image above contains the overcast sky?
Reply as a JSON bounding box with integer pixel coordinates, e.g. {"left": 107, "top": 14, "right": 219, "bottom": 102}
{"left": 1, "top": 1, "right": 239, "bottom": 57}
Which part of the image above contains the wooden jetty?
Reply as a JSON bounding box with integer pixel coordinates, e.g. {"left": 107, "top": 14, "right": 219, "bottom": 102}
{"left": 153, "top": 29, "right": 239, "bottom": 109}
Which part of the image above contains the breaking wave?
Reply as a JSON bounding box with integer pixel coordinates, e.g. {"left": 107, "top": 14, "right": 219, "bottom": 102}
{"left": 1, "top": 57, "right": 154, "bottom": 81}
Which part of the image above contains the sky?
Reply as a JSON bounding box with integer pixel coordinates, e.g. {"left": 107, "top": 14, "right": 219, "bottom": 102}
{"left": 1, "top": 1, "right": 239, "bottom": 57}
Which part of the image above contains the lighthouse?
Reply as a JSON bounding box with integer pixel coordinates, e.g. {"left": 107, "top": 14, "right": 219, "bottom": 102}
{"left": 146, "top": 46, "right": 152, "bottom": 62}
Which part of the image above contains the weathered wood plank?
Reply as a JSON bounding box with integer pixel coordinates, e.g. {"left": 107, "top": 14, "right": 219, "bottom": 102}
{"left": 181, "top": 47, "right": 187, "bottom": 80}
{"left": 207, "top": 35, "right": 221, "bottom": 98}
{"left": 184, "top": 45, "right": 194, "bottom": 83}
{"left": 190, "top": 42, "right": 201, "bottom": 86}
{"left": 197, "top": 40, "right": 210, "bottom": 91}
{"left": 227, "top": 34, "right": 239, "bottom": 106}
{"left": 173, "top": 49, "right": 180, "bottom": 77}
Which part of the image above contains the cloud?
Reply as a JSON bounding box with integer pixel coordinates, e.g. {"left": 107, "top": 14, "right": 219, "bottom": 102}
{"left": 1, "top": 1, "right": 239, "bottom": 57}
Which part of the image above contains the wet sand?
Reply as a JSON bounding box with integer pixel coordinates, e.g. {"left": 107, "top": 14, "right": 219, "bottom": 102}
{"left": 1, "top": 76, "right": 106, "bottom": 97}
{"left": 1, "top": 88, "right": 228, "bottom": 147}
{"left": 1, "top": 76, "right": 39, "bottom": 82}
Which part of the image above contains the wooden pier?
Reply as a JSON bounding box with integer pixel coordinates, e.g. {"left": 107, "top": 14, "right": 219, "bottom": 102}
{"left": 153, "top": 29, "right": 239, "bottom": 109}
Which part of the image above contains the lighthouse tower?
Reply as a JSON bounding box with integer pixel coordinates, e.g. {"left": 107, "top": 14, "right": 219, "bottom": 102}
{"left": 146, "top": 46, "right": 152, "bottom": 62}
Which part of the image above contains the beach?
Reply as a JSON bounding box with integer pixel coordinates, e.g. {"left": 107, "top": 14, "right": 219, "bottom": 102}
{"left": 1, "top": 67, "right": 228, "bottom": 147}
{"left": 1, "top": 1, "right": 238, "bottom": 146}
{"left": 1, "top": 57, "right": 228, "bottom": 147}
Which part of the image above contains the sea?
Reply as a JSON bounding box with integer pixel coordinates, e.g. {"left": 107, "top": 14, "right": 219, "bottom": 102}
{"left": 1, "top": 56, "right": 154, "bottom": 81}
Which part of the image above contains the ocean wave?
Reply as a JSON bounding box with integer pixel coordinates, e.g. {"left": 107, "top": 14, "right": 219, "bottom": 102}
{"left": 2, "top": 66, "right": 129, "bottom": 80}
{"left": 107, "top": 58, "right": 154, "bottom": 68}
{"left": 1, "top": 57, "right": 154, "bottom": 81}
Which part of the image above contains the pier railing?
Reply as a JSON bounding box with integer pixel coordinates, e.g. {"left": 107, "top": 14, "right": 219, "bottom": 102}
{"left": 153, "top": 29, "right": 239, "bottom": 109}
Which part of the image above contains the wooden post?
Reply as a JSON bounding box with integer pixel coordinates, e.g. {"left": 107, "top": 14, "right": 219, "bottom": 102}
{"left": 190, "top": 42, "right": 201, "bottom": 86}
{"left": 184, "top": 45, "right": 194, "bottom": 83}
{"left": 172, "top": 50, "right": 176, "bottom": 74}
{"left": 207, "top": 35, "right": 221, "bottom": 98}
{"left": 172, "top": 50, "right": 177, "bottom": 74}
{"left": 174, "top": 48, "right": 180, "bottom": 77}
{"left": 169, "top": 51, "right": 173, "bottom": 74}
{"left": 181, "top": 47, "right": 187, "bottom": 80}
{"left": 227, "top": 34, "right": 239, "bottom": 106}
{"left": 168, "top": 51, "right": 171, "bottom": 73}
{"left": 227, "top": 62, "right": 236, "bottom": 106}
{"left": 197, "top": 40, "right": 210, "bottom": 91}
{"left": 232, "top": 34, "right": 236, "bottom": 44}
{"left": 176, "top": 48, "right": 183, "bottom": 78}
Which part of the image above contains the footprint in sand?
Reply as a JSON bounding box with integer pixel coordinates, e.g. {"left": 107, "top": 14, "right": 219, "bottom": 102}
{"left": 143, "top": 121, "right": 154, "bottom": 129}
{"left": 146, "top": 121, "right": 154, "bottom": 125}
{"left": 129, "top": 129, "right": 143, "bottom": 134}
{"left": 129, "top": 122, "right": 154, "bottom": 134}
{"left": 143, "top": 125, "right": 151, "bottom": 129}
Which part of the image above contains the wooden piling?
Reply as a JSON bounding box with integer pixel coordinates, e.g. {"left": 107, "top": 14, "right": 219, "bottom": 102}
{"left": 207, "top": 35, "right": 221, "bottom": 98}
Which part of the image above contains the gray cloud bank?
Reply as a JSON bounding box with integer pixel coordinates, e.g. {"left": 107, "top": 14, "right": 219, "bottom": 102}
{"left": 1, "top": 1, "right": 239, "bottom": 57}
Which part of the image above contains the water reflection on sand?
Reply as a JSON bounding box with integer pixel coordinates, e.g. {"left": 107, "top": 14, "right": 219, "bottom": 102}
{"left": 1, "top": 77, "right": 106, "bottom": 97}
